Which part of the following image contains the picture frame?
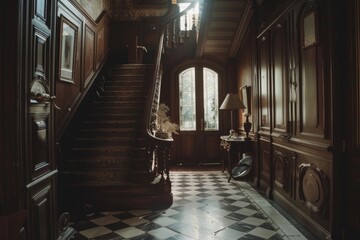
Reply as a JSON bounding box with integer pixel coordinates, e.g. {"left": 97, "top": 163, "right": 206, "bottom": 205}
{"left": 59, "top": 15, "right": 77, "bottom": 83}
{"left": 300, "top": 5, "right": 318, "bottom": 49}
{"left": 240, "top": 85, "right": 251, "bottom": 115}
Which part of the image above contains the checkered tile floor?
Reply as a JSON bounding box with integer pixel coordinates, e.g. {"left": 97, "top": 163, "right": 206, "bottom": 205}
{"left": 71, "top": 171, "right": 305, "bottom": 239}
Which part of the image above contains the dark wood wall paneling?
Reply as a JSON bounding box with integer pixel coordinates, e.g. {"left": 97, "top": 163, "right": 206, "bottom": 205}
{"left": 237, "top": 0, "right": 333, "bottom": 238}
{"left": 56, "top": 0, "right": 110, "bottom": 139}
{"left": 236, "top": 15, "right": 259, "bottom": 185}
{"left": 346, "top": 0, "right": 360, "bottom": 237}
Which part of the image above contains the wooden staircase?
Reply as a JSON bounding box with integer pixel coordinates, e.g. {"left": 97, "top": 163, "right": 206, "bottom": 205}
{"left": 59, "top": 64, "right": 172, "bottom": 218}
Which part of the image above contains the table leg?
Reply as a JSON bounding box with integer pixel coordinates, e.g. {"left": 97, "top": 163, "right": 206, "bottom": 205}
{"left": 227, "top": 151, "right": 232, "bottom": 182}
{"left": 220, "top": 145, "right": 225, "bottom": 173}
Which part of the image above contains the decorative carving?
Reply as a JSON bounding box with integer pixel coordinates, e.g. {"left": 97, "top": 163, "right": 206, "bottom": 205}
{"left": 58, "top": 212, "right": 70, "bottom": 232}
{"left": 298, "top": 163, "right": 329, "bottom": 218}
{"left": 274, "top": 150, "right": 289, "bottom": 191}
{"left": 108, "top": 0, "right": 168, "bottom": 21}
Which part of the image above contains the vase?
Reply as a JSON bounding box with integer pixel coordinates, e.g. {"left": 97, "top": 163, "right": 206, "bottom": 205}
{"left": 156, "top": 132, "right": 170, "bottom": 139}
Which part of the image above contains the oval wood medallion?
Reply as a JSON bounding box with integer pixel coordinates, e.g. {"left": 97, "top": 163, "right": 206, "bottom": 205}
{"left": 298, "top": 163, "right": 328, "bottom": 218}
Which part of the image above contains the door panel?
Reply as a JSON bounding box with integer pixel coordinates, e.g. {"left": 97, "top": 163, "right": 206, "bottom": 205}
{"left": 175, "top": 66, "right": 221, "bottom": 165}
{"left": 29, "top": 103, "right": 51, "bottom": 179}
{"left": 27, "top": 175, "right": 56, "bottom": 240}
{"left": 25, "top": 0, "right": 58, "bottom": 239}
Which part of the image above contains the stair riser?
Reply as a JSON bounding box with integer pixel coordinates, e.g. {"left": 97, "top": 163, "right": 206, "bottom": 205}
{"left": 104, "top": 82, "right": 148, "bottom": 91}
{"left": 99, "top": 90, "right": 147, "bottom": 97}
{"left": 82, "top": 121, "right": 142, "bottom": 129}
{"left": 104, "top": 86, "right": 148, "bottom": 92}
{"left": 59, "top": 182, "right": 172, "bottom": 220}
{"left": 93, "top": 102, "right": 145, "bottom": 108}
{"left": 78, "top": 127, "right": 140, "bottom": 134}
{"left": 94, "top": 95, "right": 146, "bottom": 102}
{"left": 91, "top": 108, "right": 144, "bottom": 115}
{"left": 86, "top": 114, "right": 143, "bottom": 121}
{"left": 64, "top": 159, "right": 129, "bottom": 170}
{"left": 74, "top": 140, "right": 135, "bottom": 147}
{"left": 61, "top": 171, "right": 129, "bottom": 182}
{"left": 64, "top": 153, "right": 148, "bottom": 170}
{"left": 111, "top": 67, "right": 153, "bottom": 76}
{"left": 105, "top": 80, "right": 148, "bottom": 87}
{"left": 71, "top": 149, "right": 131, "bottom": 158}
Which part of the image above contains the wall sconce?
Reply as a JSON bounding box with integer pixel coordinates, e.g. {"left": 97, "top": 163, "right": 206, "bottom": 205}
{"left": 220, "top": 93, "right": 245, "bottom": 136}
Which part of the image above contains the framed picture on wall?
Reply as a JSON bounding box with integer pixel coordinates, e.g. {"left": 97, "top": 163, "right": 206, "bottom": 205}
{"left": 240, "top": 85, "right": 251, "bottom": 115}
{"left": 300, "top": 3, "right": 318, "bottom": 48}
{"left": 59, "top": 15, "right": 77, "bottom": 83}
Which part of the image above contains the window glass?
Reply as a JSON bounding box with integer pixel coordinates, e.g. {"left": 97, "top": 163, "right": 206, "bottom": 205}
{"left": 179, "top": 67, "right": 196, "bottom": 130}
{"left": 203, "top": 68, "right": 219, "bottom": 131}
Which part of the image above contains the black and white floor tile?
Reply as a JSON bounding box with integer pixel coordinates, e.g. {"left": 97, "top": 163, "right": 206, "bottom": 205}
{"left": 71, "top": 171, "right": 308, "bottom": 240}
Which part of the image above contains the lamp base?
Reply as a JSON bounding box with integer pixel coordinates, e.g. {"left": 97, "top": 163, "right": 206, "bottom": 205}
{"left": 244, "top": 115, "right": 252, "bottom": 140}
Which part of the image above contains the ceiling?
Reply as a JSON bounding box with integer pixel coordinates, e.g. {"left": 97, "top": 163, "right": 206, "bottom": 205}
{"left": 101, "top": 0, "right": 254, "bottom": 60}
{"left": 196, "top": 0, "right": 253, "bottom": 59}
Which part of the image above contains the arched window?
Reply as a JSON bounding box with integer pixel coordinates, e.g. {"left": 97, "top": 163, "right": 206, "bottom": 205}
{"left": 178, "top": 66, "right": 219, "bottom": 131}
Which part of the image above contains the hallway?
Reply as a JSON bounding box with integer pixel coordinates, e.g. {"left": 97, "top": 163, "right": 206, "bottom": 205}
{"left": 71, "top": 171, "right": 317, "bottom": 240}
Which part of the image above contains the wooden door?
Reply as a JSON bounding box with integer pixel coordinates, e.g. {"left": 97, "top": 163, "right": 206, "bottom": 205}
{"left": 174, "top": 66, "right": 221, "bottom": 165}
{"left": 345, "top": 1, "right": 360, "bottom": 237}
{"left": 24, "top": 0, "right": 59, "bottom": 239}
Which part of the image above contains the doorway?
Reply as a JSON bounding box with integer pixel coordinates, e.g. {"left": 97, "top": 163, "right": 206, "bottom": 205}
{"left": 173, "top": 65, "right": 222, "bottom": 165}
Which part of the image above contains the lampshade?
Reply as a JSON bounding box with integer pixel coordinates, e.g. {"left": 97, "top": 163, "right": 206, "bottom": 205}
{"left": 220, "top": 93, "right": 246, "bottom": 110}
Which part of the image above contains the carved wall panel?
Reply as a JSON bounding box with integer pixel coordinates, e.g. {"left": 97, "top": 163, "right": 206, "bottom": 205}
{"left": 27, "top": 178, "right": 56, "bottom": 240}
{"left": 297, "top": 1, "right": 328, "bottom": 141}
{"left": 30, "top": 114, "right": 50, "bottom": 180}
{"left": 96, "top": 25, "right": 105, "bottom": 68}
{"left": 298, "top": 163, "right": 328, "bottom": 218}
{"left": 259, "top": 140, "right": 271, "bottom": 194}
{"left": 274, "top": 150, "right": 289, "bottom": 192}
{"left": 33, "top": 27, "right": 49, "bottom": 76}
{"left": 35, "top": 0, "right": 51, "bottom": 26}
{"left": 258, "top": 33, "right": 270, "bottom": 131}
{"left": 271, "top": 21, "right": 288, "bottom": 135}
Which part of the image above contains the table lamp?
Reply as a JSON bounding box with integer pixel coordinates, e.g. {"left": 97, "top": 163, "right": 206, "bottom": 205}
{"left": 220, "top": 93, "right": 246, "bottom": 137}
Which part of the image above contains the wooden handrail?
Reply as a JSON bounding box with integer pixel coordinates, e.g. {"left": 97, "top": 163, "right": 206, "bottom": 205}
{"left": 142, "top": 1, "right": 200, "bottom": 182}
{"left": 142, "top": 27, "right": 173, "bottom": 182}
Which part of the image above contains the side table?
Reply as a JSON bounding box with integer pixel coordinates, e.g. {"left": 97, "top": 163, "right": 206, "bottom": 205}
{"left": 220, "top": 136, "right": 254, "bottom": 182}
